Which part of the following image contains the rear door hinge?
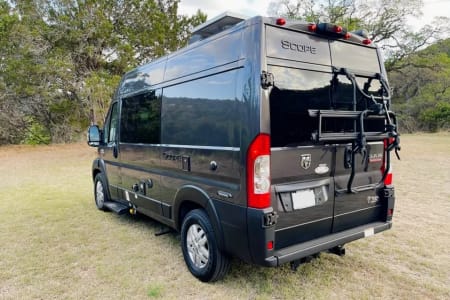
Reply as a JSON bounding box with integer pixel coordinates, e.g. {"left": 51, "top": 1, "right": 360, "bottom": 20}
{"left": 261, "top": 71, "right": 274, "bottom": 89}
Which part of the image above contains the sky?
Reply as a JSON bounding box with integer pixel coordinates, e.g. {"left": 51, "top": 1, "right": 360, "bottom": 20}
{"left": 178, "top": 0, "right": 450, "bottom": 31}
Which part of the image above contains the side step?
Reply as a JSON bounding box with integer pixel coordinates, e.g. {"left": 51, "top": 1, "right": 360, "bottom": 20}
{"left": 103, "top": 201, "right": 129, "bottom": 215}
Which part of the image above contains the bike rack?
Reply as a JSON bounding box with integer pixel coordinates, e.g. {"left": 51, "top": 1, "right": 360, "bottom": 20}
{"left": 309, "top": 67, "right": 400, "bottom": 192}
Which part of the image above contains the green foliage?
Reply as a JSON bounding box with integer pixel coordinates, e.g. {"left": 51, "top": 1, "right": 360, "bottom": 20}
{"left": 0, "top": 0, "right": 206, "bottom": 144}
{"left": 390, "top": 39, "right": 450, "bottom": 132}
{"left": 420, "top": 102, "right": 450, "bottom": 132}
{"left": 22, "top": 118, "right": 51, "bottom": 145}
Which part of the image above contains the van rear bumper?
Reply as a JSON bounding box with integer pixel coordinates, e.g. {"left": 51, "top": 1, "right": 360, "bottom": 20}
{"left": 263, "top": 221, "right": 391, "bottom": 267}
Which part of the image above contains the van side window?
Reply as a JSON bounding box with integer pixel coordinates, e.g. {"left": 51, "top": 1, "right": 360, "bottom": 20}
{"left": 120, "top": 90, "right": 161, "bottom": 144}
{"left": 103, "top": 102, "right": 119, "bottom": 144}
{"left": 161, "top": 70, "right": 239, "bottom": 147}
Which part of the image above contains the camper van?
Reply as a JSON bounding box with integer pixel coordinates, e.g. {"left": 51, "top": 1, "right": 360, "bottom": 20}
{"left": 87, "top": 12, "right": 400, "bottom": 282}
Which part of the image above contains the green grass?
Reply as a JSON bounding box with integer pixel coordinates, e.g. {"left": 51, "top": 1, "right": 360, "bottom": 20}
{"left": 147, "top": 284, "right": 163, "bottom": 298}
{"left": 0, "top": 134, "right": 449, "bottom": 299}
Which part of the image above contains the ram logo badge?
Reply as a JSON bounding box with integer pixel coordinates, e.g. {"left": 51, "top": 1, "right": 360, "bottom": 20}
{"left": 300, "top": 154, "right": 312, "bottom": 170}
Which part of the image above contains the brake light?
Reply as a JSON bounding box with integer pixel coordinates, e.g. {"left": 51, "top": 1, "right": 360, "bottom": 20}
{"left": 334, "top": 25, "right": 343, "bottom": 33}
{"left": 308, "top": 24, "right": 317, "bottom": 32}
{"left": 276, "top": 18, "right": 286, "bottom": 26}
{"left": 247, "top": 134, "right": 271, "bottom": 209}
{"left": 362, "top": 39, "right": 372, "bottom": 45}
{"left": 344, "top": 32, "right": 351, "bottom": 39}
{"left": 381, "top": 138, "right": 394, "bottom": 186}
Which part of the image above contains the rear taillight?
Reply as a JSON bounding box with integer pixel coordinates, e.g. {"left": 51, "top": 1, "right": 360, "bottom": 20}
{"left": 381, "top": 138, "right": 394, "bottom": 186}
{"left": 387, "top": 208, "right": 394, "bottom": 217}
{"left": 247, "top": 134, "right": 271, "bottom": 209}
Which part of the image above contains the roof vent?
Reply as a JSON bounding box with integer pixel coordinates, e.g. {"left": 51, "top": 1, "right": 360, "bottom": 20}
{"left": 188, "top": 11, "right": 248, "bottom": 44}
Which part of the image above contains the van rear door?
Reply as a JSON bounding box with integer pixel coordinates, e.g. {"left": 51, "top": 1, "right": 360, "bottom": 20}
{"left": 267, "top": 64, "right": 336, "bottom": 249}
{"left": 328, "top": 40, "right": 389, "bottom": 232}
{"left": 266, "top": 25, "right": 393, "bottom": 249}
{"left": 271, "top": 146, "right": 335, "bottom": 249}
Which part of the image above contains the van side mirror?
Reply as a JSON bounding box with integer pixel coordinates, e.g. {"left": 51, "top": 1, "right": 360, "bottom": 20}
{"left": 87, "top": 125, "right": 102, "bottom": 147}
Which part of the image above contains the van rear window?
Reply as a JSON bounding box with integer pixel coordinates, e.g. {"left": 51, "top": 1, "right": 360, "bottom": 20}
{"left": 330, "top": 41, "right": 381, "bottom": 73}
{"left": 269, "top": 65, "right": 385, "bottom": 147}
{"left": 269, "top": 66, "right": 331, "bottom": 147}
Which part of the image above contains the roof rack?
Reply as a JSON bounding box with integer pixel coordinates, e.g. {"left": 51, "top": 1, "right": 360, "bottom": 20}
{"left": 188, "top": 11, "right": 248, "bottom": 44}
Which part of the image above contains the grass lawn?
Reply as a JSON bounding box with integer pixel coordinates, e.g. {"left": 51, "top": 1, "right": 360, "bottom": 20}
{"left": 0, "top": 134, "right": 449, "bottom": 299}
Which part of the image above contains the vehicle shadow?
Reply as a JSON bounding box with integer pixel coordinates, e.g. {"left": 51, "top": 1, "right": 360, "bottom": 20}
{"left": 108, "top": 210, "right": 346, "bottom": 292}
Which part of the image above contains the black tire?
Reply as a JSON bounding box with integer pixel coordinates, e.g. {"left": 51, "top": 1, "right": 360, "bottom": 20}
{"left": 94, "top": 173, "right": 109, "bottom": 211}
{"left": 181, "top": 209, "right": 230, "bottom": 282}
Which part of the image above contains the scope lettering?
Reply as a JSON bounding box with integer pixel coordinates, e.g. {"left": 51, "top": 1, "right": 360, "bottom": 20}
{"left": 281, "top": 40, "right": 317, "bottom": 54}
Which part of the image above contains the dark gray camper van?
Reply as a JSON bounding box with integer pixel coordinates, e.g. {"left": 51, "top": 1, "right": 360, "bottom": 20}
{"left": 87, "top": 12, "right": 400, "bottom": 282}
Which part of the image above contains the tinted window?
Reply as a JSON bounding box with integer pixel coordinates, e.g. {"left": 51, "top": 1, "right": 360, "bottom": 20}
{"left": 161, "top": 70, "right": 239, "bottom": 147}
{"left": 332, "top": 75, "right": 384, "bottom": 111}
{"left": 268, "top": 66, "right": 331, "bottom": 147}
{"left": 330, "top": 41, "right": 380, "bottom": 73}
{"left": 104, "top": 103, "right": 119, "bottom": 144}
{"left": 120, "top": 90, "right": 161, "bottom": 144}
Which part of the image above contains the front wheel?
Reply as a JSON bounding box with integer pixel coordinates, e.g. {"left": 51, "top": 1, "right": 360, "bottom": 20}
{"left": 94, "top": 173, "right": 109, "bottom": 211}
{"left": 181, "top": 209, "right": 230, "bottom": 282}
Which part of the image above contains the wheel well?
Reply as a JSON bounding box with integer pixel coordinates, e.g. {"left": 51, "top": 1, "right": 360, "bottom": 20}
{"left": 178, "top": 201, "right": 203, "bottom": 231}
{"left": 93, "top": 169, "right": 101, "bottom": 181}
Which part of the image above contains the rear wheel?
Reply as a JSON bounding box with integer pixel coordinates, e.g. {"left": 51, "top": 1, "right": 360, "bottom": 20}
{"left": 94, "top": 173, "right": 108, "bottom": 211}
{"left": 181, "top": 209, "right": 230, "bottom": 282}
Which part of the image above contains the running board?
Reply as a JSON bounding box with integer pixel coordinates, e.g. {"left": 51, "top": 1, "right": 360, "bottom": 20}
{"left": 103, "top": 201, "right": 129, "bottom": 215}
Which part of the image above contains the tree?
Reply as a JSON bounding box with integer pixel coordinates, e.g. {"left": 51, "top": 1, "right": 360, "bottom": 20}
{"left": 0, "top": 0, "right": 206, "bottom": 144}
{"left": 389, "top": 39, "right": 450, "bottom": 132}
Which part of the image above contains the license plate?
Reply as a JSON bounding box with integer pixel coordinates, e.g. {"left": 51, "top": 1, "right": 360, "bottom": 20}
{"left": 292, "top": 189, "right": 316, "bottom": 210}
